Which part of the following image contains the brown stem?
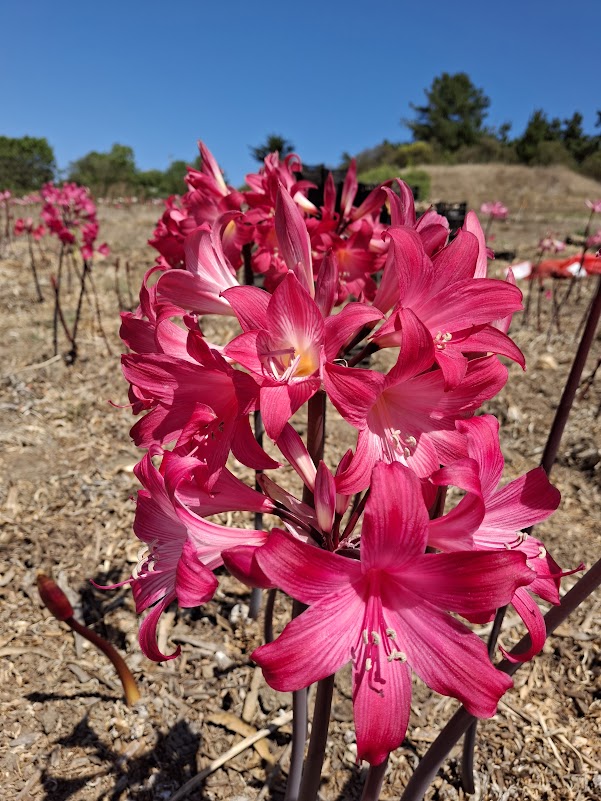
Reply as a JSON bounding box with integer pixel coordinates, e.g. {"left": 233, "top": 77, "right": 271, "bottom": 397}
{"left": 66, "top": 617, "right": 141, "bottom": 706}
{"left": 52, "top": 244, "right": 65, "bottom": 355}
{"left": 27, "top": 233, "right": 44, "bottom": 302}
{"left": 557, "top": 209, "right": 594, "bottom": 312}
{"left": 541, "top": 274, "right": 601, "bottom": 476}
{"left": 114, "top": 258, "right": 125, "bottom": 310}
{"left": 286, "top": 390, "right": 327, "bottom": 800}
{"left": 298, "top": 674, "right": 335, "bottom": 801}
{"left": 51, "top": 276, "right": 74, "bottom": 346}
{"left": 68, "top": 258, "right": 91, "bottom": 364}
{"left": 88, "top": 270, "right": 113, "bottom": 357}
{"left": 361, "top": 757, "right": 389, "bottom": 801}
{"left": 125, "top": 259, "right": 135, "bottom": 309}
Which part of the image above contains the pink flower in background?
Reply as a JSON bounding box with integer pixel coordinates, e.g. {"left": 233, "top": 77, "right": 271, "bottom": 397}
{"left": 586, "top": 229, "right": 601, "bottom": 249}
{"left": 481, "top": 201, "right": 509, "bottom": 219}
{"left": 539, "top": 236, "right": 566, "bottom": 253}
{"left": 585, "top": 199, "right": 601, "bottom": 213}
{"left": 251, "top": 463, "right": 533, "bottom": 764}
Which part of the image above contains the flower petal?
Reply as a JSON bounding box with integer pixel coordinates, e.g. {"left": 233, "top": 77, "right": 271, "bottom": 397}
{"left": 362, "top": 462, "right": 429, "bottom": 569}
{"left": 254, "top": 529, "right": 361, "bottom": 604}
{"left": 386, "top": 597, "right": 512, "bottom": 718}
{"left": 252, "top": 587, "right": 362, "bottom": 691}
{"left": 176, "top": 537, "right": 219, "bottom": 607}
{"left": 353, "top": 644, "right": 411, "bottom": 765}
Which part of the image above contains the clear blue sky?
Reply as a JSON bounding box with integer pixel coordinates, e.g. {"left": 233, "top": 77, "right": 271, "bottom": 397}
{"left": 2, "top": 0, "right": 599, "bottom": 186}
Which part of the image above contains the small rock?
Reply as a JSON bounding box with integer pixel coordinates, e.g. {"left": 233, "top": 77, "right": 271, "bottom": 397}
{"left": 535, "top": 353, "right": 558, "bottom": 370}
{"left": 214, "top": 650, "right": 234, "bottom": 671}
{"left": 229, "top": 603, "right": 249, "bottom": 625}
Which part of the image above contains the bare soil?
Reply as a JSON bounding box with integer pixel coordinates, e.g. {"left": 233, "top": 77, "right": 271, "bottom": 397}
{"left": 0, "top": 176, "right": 600, "bottom": 801}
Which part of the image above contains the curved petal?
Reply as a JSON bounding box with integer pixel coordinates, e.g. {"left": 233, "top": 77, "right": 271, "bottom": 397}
{"left": 176, "top": 538, "right": 219, "bottom": 607}
{"left": 138, "top": 593, "right": 181, "bottom": 662}
{"left": 386, "top": 596, "right": 512, "bottom": 718}
{"left": 254, "top": 529, "right": 361, "bottom": 604}
{"left": 483, "top": 467, "right": 561, "bottom": 530}
{"left": 361, "top": 463, "right": 429, "bottom": 569}
{"left": 397, "top": 550, "right": 533, "bottom": 616}
{"left": 222, "top": 284, "right": 270, "bottom": 331}
{"left": 457, "top": 415, "right": 504, "bottom": 498}
{"left": 353, "top": 645, "right": 411, "bottom": 765}
{"left": 222, "top": 543, "right": 276, "bottom": 589}
{"left": 252, "top": 587, "right": 362, "bottom": 691}
{"left": 501, "top": 586, "right": 547, "bottom": 663}
{"left": 260, "top": 378, "right": 320, "bottom": 441}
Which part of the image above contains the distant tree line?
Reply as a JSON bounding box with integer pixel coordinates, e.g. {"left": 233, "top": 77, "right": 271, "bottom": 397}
{"left": 0, "top": 136, "right": 56, "bottom": 192}
{"left": 3, "top": 77, "right": 600, "bottom": 198}
{"left": 349, "top": 72, "right": 601, "bottom": 183}
{"left": 0, "top": 137, "right": 197, "bottom": 198}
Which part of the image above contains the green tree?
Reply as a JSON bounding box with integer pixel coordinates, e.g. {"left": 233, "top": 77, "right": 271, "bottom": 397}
{"left": 68, "top": 143, "right": 137, "bottom": 196}
{"left": 135, "top": 169, "right": 166, "bottom": 198}
{"left": 0, "top": 135, "right": 56, "bottom": 191}
{"left": 404, "top": 72, "right": 491, "bottom": 152}
{"left": 250, "top": 133, "right": 295, "bottom": 163}
{"left": 160, "top": 159, "right": 189, "bottom": 195}
{"left": 515, "top": 110, "right": 559, "bottom": 164}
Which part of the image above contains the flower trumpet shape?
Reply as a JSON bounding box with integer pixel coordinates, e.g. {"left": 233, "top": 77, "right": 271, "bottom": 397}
{"left": 224, "top": 272, "right": 324, "bottom": 440}
{"left": 251, "top": 462, "right": 534, "bottom": 765}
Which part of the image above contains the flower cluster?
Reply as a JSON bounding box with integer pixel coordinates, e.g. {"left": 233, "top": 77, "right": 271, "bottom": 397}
{"left": 14, "top": 216, "right": 46, "bottom": 240}
{"left": 40, "top": 182, "right": 109, "bottom": 259}
{"left": 117, "top": 143, "right": 568, "bottom": 765}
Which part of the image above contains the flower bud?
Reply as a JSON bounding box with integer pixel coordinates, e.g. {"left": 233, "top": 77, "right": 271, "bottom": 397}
{"left": 37, "top": 573, "right": 73, "bottom": 621}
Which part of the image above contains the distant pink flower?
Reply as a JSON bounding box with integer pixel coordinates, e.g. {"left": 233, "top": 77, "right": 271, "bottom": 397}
{"left": 586, "top": 229, "right": 601, "bottom": 249}
{"left": 585, "top": 199, "right": 601, "bottom": 213}
{"left": 480, "top": 201, "right": 508, "bottom": 219}
{"left": 539, "top": 236, "right": 566, "bottom": 253}
{"left": 250, "top": 462, "right": 533, "bottom": 764}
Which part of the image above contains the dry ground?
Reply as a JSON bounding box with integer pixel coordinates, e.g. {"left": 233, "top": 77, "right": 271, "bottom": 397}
{"left": 0, "top": 173, "right": 600, "bottom": 801}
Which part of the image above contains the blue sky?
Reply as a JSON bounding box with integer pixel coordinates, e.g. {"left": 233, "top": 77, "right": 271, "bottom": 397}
{"left": 2, "top": 0, "right": 599, "bottom": 186}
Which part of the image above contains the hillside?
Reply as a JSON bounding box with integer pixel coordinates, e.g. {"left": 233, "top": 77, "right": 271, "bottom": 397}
{"left": 421, "top": 163, "right": 601, "bottom": 214}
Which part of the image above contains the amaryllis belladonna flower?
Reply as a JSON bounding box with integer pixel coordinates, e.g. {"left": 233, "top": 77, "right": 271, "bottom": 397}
{"left": 243, "top": 462, "right": 534, "bottom": 765}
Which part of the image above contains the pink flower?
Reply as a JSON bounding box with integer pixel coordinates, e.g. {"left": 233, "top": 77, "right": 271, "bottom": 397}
{"left": 121, "top": 329, "right": 276, "bottom": 486}
{"left": 325, "top": 311, "right": 508, "bottom": 493}
{"left": 128, "top": 449, "right": 271, "bottom": 661}
{"left": 539, "top": 236, "right": 566, "bottom": 254}
{"left": 371, "top": 227, "right": 524, "bottom": 389}
{"left": 428, "top": 415, "right": 570, "bottom": 661}
{"left": 250, "top": 462, "right": 533, "bottom": 764}
{"left": 224, "top": 272, "right": 324, "bottom": 440}
{"left": 585, "top": 199, "right": 601, "bottom": 214}
{"left": 481, "top": 201, "right": 509, "bottom": 219}
{"left": 157, "top": 215, "right": 240, "bottom": 316}
{"left": 586, "top": 229, "right": 601, "bottom": 249}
